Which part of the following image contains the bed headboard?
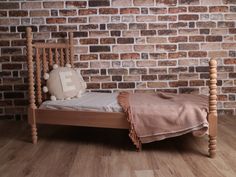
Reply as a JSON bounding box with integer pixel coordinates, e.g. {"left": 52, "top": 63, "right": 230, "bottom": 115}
{"left": 26, "top": 27, "right": 74, "bottom": 107}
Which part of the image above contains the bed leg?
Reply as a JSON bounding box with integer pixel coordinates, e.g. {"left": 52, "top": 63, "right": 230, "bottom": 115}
{"left": 208, "top": 113, "right": 217, "bottom": 158}
{"left": 31, "top": 124, "right": 38, "bottom": 144}
{"left": 209, "top": 135, "right": 216, "bottom": 158}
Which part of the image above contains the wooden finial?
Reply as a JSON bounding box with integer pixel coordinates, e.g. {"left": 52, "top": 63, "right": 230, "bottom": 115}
{"left": 208, "top": 58, "right": 218, "bottom": 158}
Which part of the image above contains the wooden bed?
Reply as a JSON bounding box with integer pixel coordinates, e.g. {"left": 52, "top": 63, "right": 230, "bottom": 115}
{"left": 26, "top": 27, "right": 218, "bottom": 158}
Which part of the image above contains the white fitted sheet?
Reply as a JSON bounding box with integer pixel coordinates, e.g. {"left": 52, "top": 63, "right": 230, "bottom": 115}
{"left": 39, "top": 92, "right": 123, "bottom": 113}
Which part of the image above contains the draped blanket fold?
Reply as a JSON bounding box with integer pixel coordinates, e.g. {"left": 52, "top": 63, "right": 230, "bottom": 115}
{"left": 118, "top": 92, "right": 209, "bottom": 150}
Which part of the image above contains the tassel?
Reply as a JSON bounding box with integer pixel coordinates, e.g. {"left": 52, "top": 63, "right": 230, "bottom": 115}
{"left": 118, "top": 92, "right": 142, "bottom": 151}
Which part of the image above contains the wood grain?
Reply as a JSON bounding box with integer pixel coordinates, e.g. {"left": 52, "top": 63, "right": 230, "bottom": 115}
{"left": 0, "top": 116, "right": 235, "bottom": 177}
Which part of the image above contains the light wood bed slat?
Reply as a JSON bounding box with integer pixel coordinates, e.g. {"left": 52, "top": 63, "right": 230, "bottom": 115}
{"left": 60, "top": 48, "right": 64, "bottom": 66}
{"left": 55, "top": 48, "right": 59, "bottom": 65}
{"left": 35, "top": 48, "right": 42, "bottom": 105}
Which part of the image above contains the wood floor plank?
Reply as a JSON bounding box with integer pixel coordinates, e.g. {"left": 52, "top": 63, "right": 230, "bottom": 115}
{"left": 0, "top": 116, "right": 235, "bottom": 177}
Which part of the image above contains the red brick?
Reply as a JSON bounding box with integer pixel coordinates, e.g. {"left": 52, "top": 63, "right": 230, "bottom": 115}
{"left": 130, "top": 23, "right": 147, "bottom": 29}
{"left": 169, "top": 81, "right": 188, "bottom": 87}
{"left": 0, "top": 2, "right": 19, "bottom": 9}
{"left": 147, "top": 82, "right": 168, "bottom": 88}
{"left": 206, "top": 35, "right": 222, "bottom": 42}
{"left": 156, "top": 44, "right": 177, "bottom": 52}
{"left": 229, "top": 73, "right": 236, "bottom": 78}
{"left": 168, "top": 7, "right": 187, "bottom": 13}
{"left": 120, "top": 53, "right": 140, "bottom": 60}
{"left": 21, "top": 2, "right": 41, "bottom": 9}
{"left": 30, "top": 10, "right": 50, "bottom": 17}
{"left": 222, "top": 43, "right": 236, "bottom": 49}
{"left": 133, "top": 0, "right": 154, "bottom": 6}
{"left": 46, "top": 18, "right": 66, "bottom": 24}
{"left": 142, "top": 75, "right": 157, "bottom": 81}
{"left": 179, "top": 88, "right": 199, "bottom": 94}
{"left": 9, "top": 11, "right": 28, "bottom": 17}
{"left": 141, "top": 30, "right": 156, "bottom": 36}
{"left": 189, "top": 51, "right": 207, "bottom": 57}
{"left": 87, "top": 83, "right": 100, "bottom": 89}
{"left": 43, "top": 2, "right": 64, "bottom": 8}
{"left": 39, "top": 25, "right": 57, "bottom": 32}
{"left": 107, "top": 23, "right": 127, "bottom": 30}
{"left": 209, "top": 6, "right": 228, "bottom": 12}
{"left": 189, "top": 6, "right": 208, "bottom": 12}
{"left": 79, "top": 9, "right": 97, "bottom": 15}
{"left": 118, "top": 82, "right": 135, "bottom": 89}
{"left": 222, "top": 87, "right": 236, "bottom": 93}
{"left": 89, "top": 0, "right": 110, "bottom": 7}
{"left": 224, "top": 58, "right": 236, "bottom": 64}
{"left": 158, "top": 15, "right": 177, "bottom": 21}
{"left": 136, "top": 15, "right": 156, "bottom": 22}
{"left": 80, "top": 38, "right": 98, "bottom": 45}
{"left": 137, "top": 61, "right": 156, "bottom": 67}
{"left": 99, "top": 8, "right": 118, "bottom": 14}
{"left": 0, "top": 56, "right": 10, "bottom": 62}
{"left": 190, "top": 80, "right": 205, "bottom": 86}
{"left": 4, "top": 92, "right": 24, "bottom": 99}
{"left": 0, "top": 11, "right": 7, "bottom": 17}
{"left": 1, "top": 48, "right": 22, "bottom": 55}
{"left": 159, "top": 74, "right": 177, "bottom": 80}
{"left": 102, "top": 83, "right": 117, "bottom": 89}
{"left": 108, "top": 69, "right": 128, "bottom": 75}
{"left": 66, "top": 1, "right": 87, "bottom": 8}
{"left": 68, "top": 17, "right": 87, "bottom": 23}
{"left": 229, "top": 28, "right": 236, "bottom": 34}
{"left": 90, "top": 46, "right": 110, "bottom": 52}
{"left": 149, "top": 23, "right": 167, "bottom": 29}
{"left": 100, "top": 53, "right": 119, "bottom": 60}
{"left": 179, "top": 44, "right": 199, "bottom": 50}
{"left": 179, "top": 0, "right": 199, "bottom": 5}
{"left": 189, "top": 36, "right": 205, "bottom": 42}
{"left": 130, "top": 68, "right": 147, "bottom": 75}
{"left": 0, "top": 41, "right": 9, "bottom": 46}
{"left": 168, "top": 36, "right": 187, "bottom": 43}
{"left": 168, "top": 52, "right": 187, "bottom": 58}
{"left": 100, "top": 38, "right": 116, "bottom": 44}
{"left": 80, "top": 54, "right": 98, "bottom": 61}
{"left": 158, "top": 30, "right": 177, "bottom": 35}
{"left": 80, "top": 24, "right": 98, "bottom": 30}
{"left": 150, "top": 8, "right": 167, "bottom": 14}
{"left": 218, "top": 21, "right": 235, "bottom": 28}
{"left": 179, "top": 14, "right": 199, "bottom": 21}
{"left": 156, "top": 0, "right": 177, "bottom": 6}
{"left": 59, "top": 25, "right": 77, "bottom": 32}
{"left": 169, "top": 22, "right": 188, "bottom": 28}
{"left": 120, "top": 8, "right": 140, "bottom": 14}
{"left": 59, "top": 10, "right": 77, "bottom": 16}
{"left": 158, "top": 60, "right": 177, "bottom": 66}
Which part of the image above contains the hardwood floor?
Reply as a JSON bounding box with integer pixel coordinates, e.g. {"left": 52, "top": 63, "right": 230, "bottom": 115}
{"left": 0, "top": 116, "right": 235, "bottom": 177}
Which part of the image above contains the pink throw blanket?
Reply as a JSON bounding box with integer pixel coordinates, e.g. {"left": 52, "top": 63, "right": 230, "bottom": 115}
{"left": 118, "top": 92, "right": 209, "bottom": 149}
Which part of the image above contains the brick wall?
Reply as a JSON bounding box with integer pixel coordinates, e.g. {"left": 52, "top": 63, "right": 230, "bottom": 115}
{"left": 0, "top": 0, "right": 236, "bottom": 120}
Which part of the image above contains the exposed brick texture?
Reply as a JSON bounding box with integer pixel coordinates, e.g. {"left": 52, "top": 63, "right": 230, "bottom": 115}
{"left": 0, "top": 0, "right": 236, "bottom": 120}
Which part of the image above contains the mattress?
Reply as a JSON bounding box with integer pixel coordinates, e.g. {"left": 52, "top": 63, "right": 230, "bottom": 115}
{"left": 39, "top": 92, "right": 123, "bottom": 112}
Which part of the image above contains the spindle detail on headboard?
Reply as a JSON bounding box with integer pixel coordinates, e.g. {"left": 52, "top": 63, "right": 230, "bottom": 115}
{"left": 26, "top": 27, "right": 74, "bottom": 106}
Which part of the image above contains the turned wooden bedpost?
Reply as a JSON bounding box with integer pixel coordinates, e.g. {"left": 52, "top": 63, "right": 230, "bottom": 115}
{"left": 69, "top": 32, "right": 74, "bottom": 67}
{"left": 208, "top": 58, "right": 218, "bottom": 158}
{"left": 26, "top": 27, "right": 38, "bottom": 144}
